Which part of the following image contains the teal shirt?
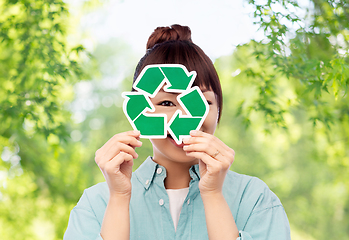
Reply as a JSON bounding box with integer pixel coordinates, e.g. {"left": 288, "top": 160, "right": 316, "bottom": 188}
{"left": 64, "top": 157, "right": 291, "bottom": 240}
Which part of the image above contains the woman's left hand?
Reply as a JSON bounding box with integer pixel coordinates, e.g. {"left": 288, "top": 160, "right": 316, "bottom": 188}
{"left": 183, "top": 130, "right": 235, "bottom": 196}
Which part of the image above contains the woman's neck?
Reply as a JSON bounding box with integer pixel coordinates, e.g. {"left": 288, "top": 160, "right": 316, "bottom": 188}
{"left": 164, "top": 163, "right": 192, "bottom": 189}
{"left": 152, "top": 155, "right": 197, "bottom": 189}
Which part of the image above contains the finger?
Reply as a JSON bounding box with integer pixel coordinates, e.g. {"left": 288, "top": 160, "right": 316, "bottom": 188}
{"left": 184, "top": 130, "right": 234, "bottom": 155}
{"left": 96, "top": 142, "right": 139, "bottom": 166}
{"left": 125, "top": 130, "right": 141, "bottom": 137}
{"left": 210, "top": 150, "right": 234, "bottom": 167}
{"left": 183, "top": 136, "right": 217, "bottom": 151}
{"left": 186, "top": 151, "right": 223, "bottom": 172}
{"left": 190, "top": 151, "right": 232, "bottom": 173}
{"left": 186, "top": 144, "right": 232, "bottom": 169}
{"left": 183, "top": 131, "right": 217, "bottom": 146}
{"left": 103, "top": 131, "right": 141, "bottom": 149}
{"left": 96, "top": 131, "right": 142, "bottom": 158}
{"left": 183, "top": 143, "right": 208, "bottom": 152}
{"left": 116, "top": 143, "right": 139, "bottom": 159}
{"left": 111, "top": 131, "right": 142, "bottom": 147}
{"left": 190, "top": 130, "right": 207, "bottom": 137}
{"left": 104, "top": 152, "right": 134, "bottom": 174}
{"left": 98, "top": 139, "right": 140, "bottom": 162}
{"left": 183, "top": 142, "right": 228, "bottom": 158}
{"left": 96, "top": 141, "right": 141, "bottom": 167}
{"left": 183, "top": 135, "right": 231, "bottom": 160}
{"left": 190, "top": 150, "right": 231, "bottom": 168}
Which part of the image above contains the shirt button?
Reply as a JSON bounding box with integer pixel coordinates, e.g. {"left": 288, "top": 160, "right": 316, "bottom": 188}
{"left": 156, "top": 168, "right": 162, "bottom": 174}
{"left": 187, "top": 199, "right": 190, "bottom": 205}
{"left": 159, "top": 199, "right": 164, "bottom": 206}
{"left": 145, "top": 180, "right": 149, "bottom": 185}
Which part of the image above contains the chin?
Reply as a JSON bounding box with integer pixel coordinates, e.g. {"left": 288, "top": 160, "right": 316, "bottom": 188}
{"left": 151, "top": 137, "right": 198, "bottom": 164}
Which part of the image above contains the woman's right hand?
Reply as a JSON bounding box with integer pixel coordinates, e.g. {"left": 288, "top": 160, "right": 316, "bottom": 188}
{"left": 95, "top": 130, "right": 142, "bottom": 198}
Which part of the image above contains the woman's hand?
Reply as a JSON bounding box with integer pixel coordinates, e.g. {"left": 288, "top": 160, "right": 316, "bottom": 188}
{"left": 95, "top": 130, "right": 142, "bottom": 198}
{"left": 182, "top": 130, "right": 235, "bottom": 196}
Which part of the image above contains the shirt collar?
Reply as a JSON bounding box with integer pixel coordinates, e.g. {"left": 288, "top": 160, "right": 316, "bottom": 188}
{"left": 189, "top": 164, "right": 200, "bottom": 181}
{"left": 134, "top": 156, "right": 158, "bottom": 190}
{"left": 134, "top": 156, "right": 201, "bottom": 190}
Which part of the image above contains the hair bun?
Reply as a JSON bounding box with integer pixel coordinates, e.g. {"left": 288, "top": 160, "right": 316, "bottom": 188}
{"left": 146, "top": 24, "right": 192, "bottom": 50}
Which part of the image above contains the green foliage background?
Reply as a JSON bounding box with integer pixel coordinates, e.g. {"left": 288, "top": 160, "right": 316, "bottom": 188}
{"left": 0, "top": 0, "right": 348, "bottom": 239}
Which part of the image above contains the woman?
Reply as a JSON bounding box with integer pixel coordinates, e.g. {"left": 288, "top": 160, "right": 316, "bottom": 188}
{"left": 64, "top": 24, "right": 291, "bottom": 240}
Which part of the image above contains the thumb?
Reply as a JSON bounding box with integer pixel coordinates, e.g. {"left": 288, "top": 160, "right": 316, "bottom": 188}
{"left": 199, "top": 159, "right": 206, "bottom": 175}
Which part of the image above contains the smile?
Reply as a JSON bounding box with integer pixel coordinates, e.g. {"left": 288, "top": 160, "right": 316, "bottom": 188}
{"left": 167, "top": 134, "right": 185, "bottom": 148}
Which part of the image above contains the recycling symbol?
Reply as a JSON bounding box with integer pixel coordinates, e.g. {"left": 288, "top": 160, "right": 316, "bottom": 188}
{"left": 122, "top": 64, "right": 209, "bottom": 144}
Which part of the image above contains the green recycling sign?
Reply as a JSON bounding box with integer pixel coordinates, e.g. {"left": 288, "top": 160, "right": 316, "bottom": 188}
{"left": 122, "top": 64, "right": 209, "bottom": 144}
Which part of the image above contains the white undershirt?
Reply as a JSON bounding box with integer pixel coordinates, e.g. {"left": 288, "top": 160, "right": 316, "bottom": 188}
{"left": 166, "top": 187, "right": 189, "bottom": 231}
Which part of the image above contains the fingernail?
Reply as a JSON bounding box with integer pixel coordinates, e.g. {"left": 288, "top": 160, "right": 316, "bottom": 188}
{"left": 134, "top": 130, "right": 140, "bottom": 134}
{"left": 182, "top": 137, "right": 190, "bottom": 143}
{"left": 190, "top": 130, "right": 198, "bottom": 135}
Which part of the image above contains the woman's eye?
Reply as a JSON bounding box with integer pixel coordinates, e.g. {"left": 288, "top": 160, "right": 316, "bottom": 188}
{"left": 206, "top": 100, "right": 212, "bottom": 105}
{"left": 159, "top": 101, "right": 175, "bottom": 106}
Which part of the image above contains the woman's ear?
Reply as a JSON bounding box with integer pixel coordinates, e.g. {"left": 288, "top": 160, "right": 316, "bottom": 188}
{"left": 216, "top": 108, "right": 220, "bottom": 123}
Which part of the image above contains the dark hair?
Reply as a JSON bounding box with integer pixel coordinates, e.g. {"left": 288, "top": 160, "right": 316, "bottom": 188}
{"left": 133, "top": 24, "right": 223, "bottom": 122}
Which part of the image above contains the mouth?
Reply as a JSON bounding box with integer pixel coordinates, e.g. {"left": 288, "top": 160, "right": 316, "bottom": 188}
{"left": 167, "top": 134, "right": 185, "bottom": 148}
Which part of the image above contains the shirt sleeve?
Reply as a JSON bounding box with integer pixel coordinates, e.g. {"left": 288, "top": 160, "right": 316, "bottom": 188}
{"left": 241, "top": 205, "right": 290, "bottom": 240}
{"left": 63, "top": 190, "right": 104, "bottom": 240}
{"left": 235, "top": 177, "right": 291, "bottom": 240}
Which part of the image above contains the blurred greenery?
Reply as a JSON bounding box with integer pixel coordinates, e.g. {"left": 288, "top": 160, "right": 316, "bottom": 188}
{"left": 0, "top": 0, "right": 348, "bottom": 239}
{"left": 244, "top": 0, "right": 349, "bottom": 130}
{"left": 0, "top": 0, "right": 91, "bottom": 238}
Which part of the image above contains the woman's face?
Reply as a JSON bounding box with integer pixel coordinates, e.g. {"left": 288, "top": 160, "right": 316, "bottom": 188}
{"left": 149, "top": 86, "right": 219, "bottom": 165}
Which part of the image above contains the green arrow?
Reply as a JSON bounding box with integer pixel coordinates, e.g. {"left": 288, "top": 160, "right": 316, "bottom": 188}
{"left": 168, "top": 113, "right": 201, "bottom": 143}
{"left": 124, "top": 94, "right": 152, "bottom": 121}
{"left": 123, "top": 64, "right": 207, "bottom": 143}
{"left": 179, "top": 88, "right": 207, "bottom": 117}
{"left": 134, "top": 67, "right": 165, "bottom": 95}
{"left": 161, "top": 66, "right": 195, "bottom": 91}
{"left": 134, "top": 113, "right": 165, "bottom": 137}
